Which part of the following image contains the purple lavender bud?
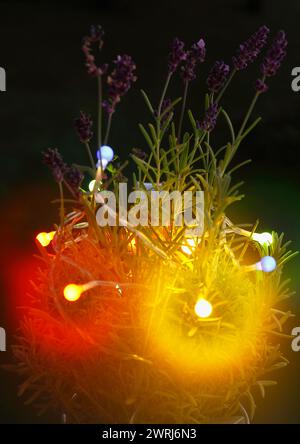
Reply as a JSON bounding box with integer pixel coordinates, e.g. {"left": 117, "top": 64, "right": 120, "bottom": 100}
{"left": 207, "top": 60, "right": 230, "bottom": 93}
{"left": 198, "top": 102, "right": 219, "bottom": 132}
{"left": 64, "top": 166, "right": 83, "bottom": 196}
{"left": 102, "top": 100, "right": 114, "bottom": 115}
{"left": 168, "top": 38, "right": 187, "bottom": 74}
{"left": 181, "top": 39, "right": 206, "bottom": 82}
{"left": 261, "top": 30, "right": 288, "bottom": 77}
{"left": 103, "top": 54, "right": 137, "bottom": 114}
{"left": 232, "top": 25, "right": 270, "bottom": 70}
{"left": 74, "top": 111, "right": 93, "bottom": 143}
{"left": 42, "top": 148, "right": 67, "bottom": 183}
{"left": 255, "top": 79, "right": 268, "bottom": 93}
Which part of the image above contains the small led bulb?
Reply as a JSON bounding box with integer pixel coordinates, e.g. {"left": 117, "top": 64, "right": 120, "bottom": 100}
{"left": 256, "top": 256, "right": 277, "bottom": 272}
{"left": 36, "top": 231, "right": 56, "bottom": 247}
{"left": 64, "top": 284, "right": 83, "bottom": 302}
{"left": 97, "top": 145, "right": 114, "bottom": 163}
{"left": 253, "top": 232, "right": 273, "bottom": 246}
{"left": 181, "top": 238, "right": 198, "bottom": 255}
{"left": 194, "top": 298, "right": 213, "bottom": 318}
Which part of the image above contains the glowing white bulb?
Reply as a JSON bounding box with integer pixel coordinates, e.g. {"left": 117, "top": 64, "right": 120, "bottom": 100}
{"left": 181, "top": 238, "right": 198, "bottom": 255}
{"left": 194, "top": 298, "right": 213, "bottom": 318}
{"left": 256, "top": 255, "right": 277, "bottom": 272}
{"left": 181, "top": 245, "right": 192, "bottom": 255}
{"left": 253, "top": 232, "right": 273, "bottom": 246}
{"left": 97, "top": 145, "right": 114, "bottom": 163}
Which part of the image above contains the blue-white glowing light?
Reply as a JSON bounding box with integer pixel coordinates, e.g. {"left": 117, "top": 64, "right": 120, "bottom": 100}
{"left": 97, "top": 145, "right": 114, "bottom": 163}
{"left": 256, "top": 256, "right": 277, "bottom": 272}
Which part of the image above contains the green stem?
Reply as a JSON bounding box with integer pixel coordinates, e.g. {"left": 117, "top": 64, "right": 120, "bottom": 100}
{"left": 104, "top": 112, "right": 113, "bottom": 145}
{"left": 236, "top": 91, "right": 260, "bottom": 140}
{"left": 177, "top": 80, "right": 189, "bottom": 142}
{"left": 221, "top": 90, "right": 261, "bottom": 176}
{"left": 156, "top": 134, "right": 160, "bottom": 188}
{"left": 58, "top": 181, "right": 65, "bottom": 228}
{"left": 85, "top": 142, "right": 96, "bottom": 170}
{"left": 97, "top": 75, "right": 102, "bottom": 148}
{"left": 216, "top": 69, "right": 236, "bottom": 103}
{"left": 155, "top": 72, "right": 172, "bottom": 188}
{"left": 157, "top": 72, "right": 172, "bottom": 117}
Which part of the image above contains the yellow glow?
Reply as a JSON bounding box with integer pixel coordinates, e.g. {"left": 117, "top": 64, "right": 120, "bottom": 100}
{"left": 143, "top": 254, "right": 265, "bottom": 376}
{"left": 253, "top": 232, "right": 273, "bottom": 246}
{"left": 64, "top": 284, "right": 83, "bottom": 302}
{"left": 36, "top": 231, "right": 56, "bottom": 247}
{"left": 194, "top": 298, "right": 213, "bottom": 318}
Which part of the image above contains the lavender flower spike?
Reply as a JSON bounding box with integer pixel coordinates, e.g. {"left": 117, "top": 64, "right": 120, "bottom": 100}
{"left": 167, "top": 38, "right": 187, "bottom": 74}
{"left": 64, "top": 166, "right": 84, "bottom": 197}
{"left": 233, "top": 25, "right": 270, "bottom": 70}
{"left": 42, "top": 148, "right": 67, "bottom": 183}
{"left": 261, "top": 30, "right": 288, "bottom": 77}
{"left": 74, "top": 111, "right": 93, "bottom": 143}
{"left": 103, "top": 54, "right": 137, "bottom": 114}
{"left": 181, "top": 39, "right": 206, "bottom": 82}
{"left": 207, "top": 60, "right": 230, "bottom": 93}
{"left": 198, "top": 102, "right": 218, "bottom": 132}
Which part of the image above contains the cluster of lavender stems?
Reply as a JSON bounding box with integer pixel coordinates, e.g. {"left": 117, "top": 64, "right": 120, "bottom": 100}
{"left": 142, "top": 25, "right": 288, "bottom": 187}
{"left": 44, "top": 24, "right": 288, "bottom": 207}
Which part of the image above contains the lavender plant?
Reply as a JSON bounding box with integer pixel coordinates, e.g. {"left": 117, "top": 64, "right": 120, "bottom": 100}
{"left": 10, "top": 25, "right": 297, "bottom": 424}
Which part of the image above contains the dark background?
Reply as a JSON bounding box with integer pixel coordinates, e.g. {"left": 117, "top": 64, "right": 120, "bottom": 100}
{"left": 0, "top": 0, "right": 300, "bottom": 423}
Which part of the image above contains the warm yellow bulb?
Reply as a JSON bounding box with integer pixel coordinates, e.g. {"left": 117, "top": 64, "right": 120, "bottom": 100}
{"left": 36, "top": 231, "right": 56, "bottom": 247}
{"left": 194, "top": 298, "right": 213, "bottom": 318}
{"left": 253, "top": 232, "right": 273, "bottom": 246}
{"left": 64, "top": 284, "right": 83, "bottom": 302}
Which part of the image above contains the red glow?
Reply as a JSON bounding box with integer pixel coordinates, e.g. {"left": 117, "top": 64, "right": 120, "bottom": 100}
{"left": 4, "top": 250, "right": 114, "bottom": 361}
{"left": 4, "top": 251, "right": 40, "bottom": 326}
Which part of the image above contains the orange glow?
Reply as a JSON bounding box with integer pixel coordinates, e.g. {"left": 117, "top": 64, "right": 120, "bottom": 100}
{"left": 64, "top": 284, "right": 83, "bottom": 302}
{"left": 36, "top": 231, "right": 56, "bottom": 247}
